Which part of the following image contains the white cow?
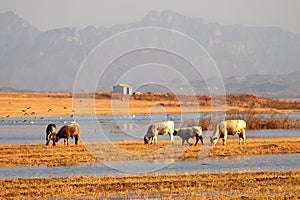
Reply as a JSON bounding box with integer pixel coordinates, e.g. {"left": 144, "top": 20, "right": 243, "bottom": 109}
{"left": 173, "top": 126, "right": 203, "bottom": 146}
{"left": 210, "top": 120, "right": 246, "bottom": 145}
{"left": 144, "top": 121, "right": 174, "bottom": 144}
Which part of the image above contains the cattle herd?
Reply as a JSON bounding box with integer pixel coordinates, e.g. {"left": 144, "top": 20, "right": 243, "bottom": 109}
{"left": 46, "top": 119, "right": 246, "bottom": 146}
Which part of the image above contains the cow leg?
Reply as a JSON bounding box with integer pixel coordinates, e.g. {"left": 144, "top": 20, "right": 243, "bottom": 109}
{"left": 74, "top": 135, "right": 79, "bottom": 145}
{"left": 195, "top": 136, "right": 199, "bottom": 146}
{"left": 51, "top": 134, "right": 56, "bottom": 146}
{"left": 150, "top": 136, "right": 153, "bottom": 144}
{"left": 223, "top": 131, "right": 227, "bottom": 145}
{"left": 75, "top": 137, "right": 78, "bottom": 145}
{"left": 64, "top": 138, "right": 70, "bottom": 145}
{"left": 239, "top": 137, "right": 242, "bottom": 145}
{"left": 187, "top": 140, "right": 192, "bottom": 146}
{"left": 239, "top": 129, "right": 246, "bottom": 145}
{"left": 46, "top": 134, "right": 52, "bottom": 146}
{"left": 195, "top": 135, "right": 203, "bottom": 146}
{"left": 152, "top": 136, "right": 157, "bottom": 144}
{"left": 181, "top": 139, "right": 185, "bottom": 146}
{"left": 200, "top": 136, "right": 203, "bottom": 145}
{"left": 242, "top": 129, "right": 246, "bottom": 144}
{"left": 147, "top": 137, "right": 152, "bottom": 144}
{"left": 154, "top": 136, "right": 158, "bottom": 144}
{"left": 169, "top": 133, "right": 174, "bottom": 144}
{"left": 52, "top": 139, "right": 56, "bottom": 146}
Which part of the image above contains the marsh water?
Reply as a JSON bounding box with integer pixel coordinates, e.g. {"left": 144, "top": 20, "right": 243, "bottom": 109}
{"left": 1, "top": 113, "right": 299, "bottom": 144}
{"left": 0, "top": 113, "right": 299, "bottom": 179}
{"left": 0, "top": 153, "right": 299, "bottom": 180}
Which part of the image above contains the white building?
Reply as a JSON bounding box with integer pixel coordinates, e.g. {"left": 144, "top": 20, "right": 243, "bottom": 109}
{"left": 112, "top": 84, "right": 133, "bottom": 95}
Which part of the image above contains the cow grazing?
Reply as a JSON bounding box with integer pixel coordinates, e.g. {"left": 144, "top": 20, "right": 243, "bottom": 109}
{"left": 173, "top": 126, "right": 203, "bottom": 146}
{"left": 55, "top": 123, "right": 80, "bottom": 145}
{"left": 210, "top": 120, "right": 246, "bottom": 145}
{"left": 46, "top": 123, "right": 57, "bottom": 146}
{"left": 144, "top": 121, "right": 174, "bottom": 144}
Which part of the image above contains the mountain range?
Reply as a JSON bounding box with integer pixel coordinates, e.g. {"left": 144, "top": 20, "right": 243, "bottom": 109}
{"left": 0, "top": 10, "right": 299, "bottom": 97}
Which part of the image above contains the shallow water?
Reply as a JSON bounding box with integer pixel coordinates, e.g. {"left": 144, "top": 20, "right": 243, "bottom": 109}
{"left": 0, "top": 113, "right": 299, "bottom": 144}
{"left": 0, "top": 153, "right": 298, "bottom": 179}
{"left": 0, "top": 124, "right": 299, "bottom": 144}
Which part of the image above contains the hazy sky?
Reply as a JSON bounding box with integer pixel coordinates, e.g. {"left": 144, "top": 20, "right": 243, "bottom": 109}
{"left": 1, "top": 0, "right": 300, "bottom": 33}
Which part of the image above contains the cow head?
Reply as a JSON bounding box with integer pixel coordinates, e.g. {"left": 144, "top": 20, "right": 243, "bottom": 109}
{"left": 55, "top": 134, "right": 60, "bottom": 143}
{"left": 173, "top": 129, "right": 178, "bottom": 136}
{"left": 210, "top": 136, "right": 218, "bottom": 145}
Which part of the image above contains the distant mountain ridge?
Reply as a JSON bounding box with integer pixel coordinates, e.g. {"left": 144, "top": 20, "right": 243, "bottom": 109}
{"left": 224, "top": 71, "right": 300, "bottom": 98}
{"left": 0, "top": 10, "right": 299, "bottom": 97}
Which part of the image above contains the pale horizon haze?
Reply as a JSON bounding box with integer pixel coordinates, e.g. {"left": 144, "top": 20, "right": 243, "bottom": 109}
{"left": 0, "top": 0, "right": 300, "bottom": 33}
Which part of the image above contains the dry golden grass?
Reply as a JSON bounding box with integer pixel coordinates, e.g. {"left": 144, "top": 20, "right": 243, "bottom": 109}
{"left": 1, "top": 170, "right": 299, "bottom": 199}
{"left": 0, "top": 92, "right": 202, "bottom": 117}
{"left": 88, "top": 138, "right": 300, "bottom": 161}
{"left": 0, "top": 138, "right": 299, "bottom": 167}
{"left": 0, "top": 92, "right": 299, "bottom": 117}
{"left": 0, "top": 144, "right": 97, "bottom": 167}
{"left": 206, "top": 137, "right": 300, "bottom": 158}
{"left": 0, "top": 93, "right": 73, "bottom": 117}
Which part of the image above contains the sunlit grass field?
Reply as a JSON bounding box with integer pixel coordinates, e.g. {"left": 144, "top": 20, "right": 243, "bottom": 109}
{"left": 0, "top": 138, "right": 299, "bottom": 166}
{"left": 1, "top": 170, "right": 299, "bottom": 199}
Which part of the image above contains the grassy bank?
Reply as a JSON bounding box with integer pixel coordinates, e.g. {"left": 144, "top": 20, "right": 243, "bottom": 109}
{"left": 1, "top": 171, "right": 299, "bottom": 199}
{"left": 0, "top": 138, "right": 299, "bottom": 167}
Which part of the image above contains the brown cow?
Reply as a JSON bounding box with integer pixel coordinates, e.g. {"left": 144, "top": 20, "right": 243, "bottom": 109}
{"left": 55, "top": 123, "right": 80, "bottom": 145}
{"left": 45, "top": 123, "right": 57, "bottom": 146}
